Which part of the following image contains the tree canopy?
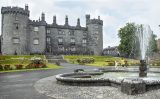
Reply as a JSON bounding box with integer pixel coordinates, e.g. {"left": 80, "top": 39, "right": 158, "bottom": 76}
{"left": 118, "top": 23, "right": 157, "bottom": 58}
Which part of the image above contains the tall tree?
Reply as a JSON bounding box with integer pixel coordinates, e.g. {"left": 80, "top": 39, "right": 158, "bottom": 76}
{"left": 118, "top": 23, "right": 157, "bottom": 58}
{"left": 118, "top": 23, "right": 137, "bottom": 58}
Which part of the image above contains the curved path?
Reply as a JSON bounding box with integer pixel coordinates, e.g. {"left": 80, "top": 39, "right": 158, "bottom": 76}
{"left": 0, "top": 63, "right": 96, "bottom": 99}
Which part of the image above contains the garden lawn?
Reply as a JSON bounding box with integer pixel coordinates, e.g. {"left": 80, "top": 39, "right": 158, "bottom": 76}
{"left": 0, "top": 55, "right": 62, "bottom": 73}
{"left": 64, "top": 55, "right": 139, "bottom": 67}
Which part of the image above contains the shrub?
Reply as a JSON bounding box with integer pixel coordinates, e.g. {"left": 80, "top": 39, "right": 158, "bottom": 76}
{"left": 4, "top": 65, "right": 11, "bottom": 70}
{"left": 76, "top": 57, "right": 95, "bottom": 64}
{"left": 0, "top": 65, "right": 3, "bottom": 70}
{"left": 15, "top": 64, "right": 23, "bottom": 69}
{"left": 26, "top": 57, "right": 46, "bottom": 69}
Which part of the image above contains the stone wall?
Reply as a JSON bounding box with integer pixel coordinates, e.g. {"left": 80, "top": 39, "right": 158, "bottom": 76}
{"left": 1, "top": 8, "right": 29, "bottom": 54}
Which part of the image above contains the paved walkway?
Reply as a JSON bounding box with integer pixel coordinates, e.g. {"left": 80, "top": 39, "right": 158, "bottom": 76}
{"left": 0, "top": 63, "right": 96, "bottom": 99}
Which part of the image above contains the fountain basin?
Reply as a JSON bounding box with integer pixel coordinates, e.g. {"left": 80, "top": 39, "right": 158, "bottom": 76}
{"left": 56, "top": 68, "right": 160, "bottom": 95}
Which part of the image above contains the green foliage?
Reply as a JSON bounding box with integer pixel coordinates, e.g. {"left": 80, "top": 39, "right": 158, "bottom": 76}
{"left": 118, "top": 23, "right": 137, "bottom": 57}
{"left": 118, "top": 23, "right": 157, "bottom": 58}
{"left": 149, "top": 34, "right": 158, "bottom": 53}
{"left": 0, "top": 55, "right": 62, "bottom": 73}
{"left": 64, "top": 55, "right": 139, "bottom": 67}
{"left": 26, "top": 57, "right": 47, "bottom": 69}
{"left": 77, "top": 57, "right": 95, "bottom": 64}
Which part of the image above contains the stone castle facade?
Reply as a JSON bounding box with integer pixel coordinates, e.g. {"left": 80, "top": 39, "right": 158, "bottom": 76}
{"left": 1, "top": 5, "right": 103, "bottom": 55}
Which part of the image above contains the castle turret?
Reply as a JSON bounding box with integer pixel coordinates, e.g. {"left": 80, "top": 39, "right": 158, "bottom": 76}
{"left": 1, "top": 5, "right": 30, "bottom": 55}
{"left": 86, "top": 14, "right": 103, "bottom": 55}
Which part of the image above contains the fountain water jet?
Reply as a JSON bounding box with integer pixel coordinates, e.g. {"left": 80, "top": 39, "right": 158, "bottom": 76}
{"left": 136, "top": 25, "right": 152, "bottom": 77}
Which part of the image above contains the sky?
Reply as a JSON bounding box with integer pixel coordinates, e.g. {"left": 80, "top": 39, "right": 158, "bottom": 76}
{"left": 0, "top": 0, "right": 160, "bottom": 48}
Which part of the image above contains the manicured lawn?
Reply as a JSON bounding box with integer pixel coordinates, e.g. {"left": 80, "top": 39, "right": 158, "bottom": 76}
{"left": 64, "top": 55, "right": 139, "bottom": 67}
{"left": 0, "top": 55, "right": 62, "bottom": 73}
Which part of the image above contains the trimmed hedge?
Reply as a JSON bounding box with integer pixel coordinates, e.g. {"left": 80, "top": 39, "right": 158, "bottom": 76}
{"left": 77, "top": 57, "right": 95, "bottom": 64}
{"left": 26, "top": 57, "right": 47, "bottom": 69}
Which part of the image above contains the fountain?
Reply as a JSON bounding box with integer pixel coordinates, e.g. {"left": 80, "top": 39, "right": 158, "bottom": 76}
{"left": 136, "top": 25, "right": 152, "bottom": 77}
{"left": 55, "top": 25, "right": 160, "bottom": 95}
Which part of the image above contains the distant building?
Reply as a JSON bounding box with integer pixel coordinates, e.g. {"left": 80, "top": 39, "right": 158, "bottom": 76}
{"left": 1, "top": 5, "right": 103, "bottom": 55}
{"left": 102, "top": 46, "right": 120, "bottom": 56}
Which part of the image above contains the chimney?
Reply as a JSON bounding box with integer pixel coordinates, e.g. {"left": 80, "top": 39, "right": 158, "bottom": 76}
{"left": 53, "top": 15, "right": 56, "bottom": 24}
{"left": 86, "top": 14, "right": 90, "bottom": 25}
{"left": 25, "top": 4, "right": 28, "bottom": 10}
{"left": 41, "top": 12, "right": 45, "bottom": 21}
{"left": 65, "top": 15, "right": 68, "bottom": 25}
{"left": 77, "top": 18, "right": 80, "bottom": 27}
{"left": 98, "top": 16, "right": 100, "bottom": 20}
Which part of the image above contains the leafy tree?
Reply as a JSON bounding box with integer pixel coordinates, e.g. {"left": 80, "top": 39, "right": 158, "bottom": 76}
{"left": 118, "top": 23, "right": 137, "bottom": 58}
{"left": 149, "top": 34, "right": 158, "bottom": 53}
{"left": 118, "top": 23, "right": 157, "bottom": 58}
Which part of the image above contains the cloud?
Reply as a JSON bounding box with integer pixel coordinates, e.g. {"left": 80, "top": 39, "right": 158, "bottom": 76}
{"left": 0, "top": 0, "right": 160, "bottom": 48}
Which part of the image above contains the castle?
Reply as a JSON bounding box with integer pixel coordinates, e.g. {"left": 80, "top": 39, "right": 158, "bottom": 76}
{"left": 1, "top": 5, "right": 103, "bottom": 55}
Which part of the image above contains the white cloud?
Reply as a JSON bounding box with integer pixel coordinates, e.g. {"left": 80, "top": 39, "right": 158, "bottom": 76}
{"left": 0, "top": 0, "right": 160, "bottom": 48}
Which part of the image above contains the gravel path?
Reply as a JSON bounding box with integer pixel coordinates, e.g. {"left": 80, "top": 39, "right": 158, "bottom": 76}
{"left": 34, "top": 75, "right": 160, "bottom": 99}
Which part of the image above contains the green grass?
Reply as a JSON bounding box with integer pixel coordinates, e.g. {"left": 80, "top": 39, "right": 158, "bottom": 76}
{"left": 0, "top": 55, "right": 62, "bottom": 73}
{"left": 64, "top": 55, "right": 139, "bottom": 67}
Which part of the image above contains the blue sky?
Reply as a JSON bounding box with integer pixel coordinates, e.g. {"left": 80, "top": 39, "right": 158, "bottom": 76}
{"left": 1, "top": 0, "right": 160, "bottom": 48}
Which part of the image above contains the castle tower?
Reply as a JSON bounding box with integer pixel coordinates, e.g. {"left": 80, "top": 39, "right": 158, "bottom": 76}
{"left": 1, "top": 5, "right": 30, "bottom": 55}
{"left": 86, "top": 14, "right": 103, "bottom": 55}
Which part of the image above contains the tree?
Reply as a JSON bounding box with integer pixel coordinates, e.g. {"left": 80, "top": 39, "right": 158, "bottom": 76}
{"left": 149, "top": 34, "right": 158, "bottom": 53}
{"left": 118, "top": 23, "right": 157, "bottom": 58}
{"left": 118, "top": 23, "right": 137, "bottom": 58}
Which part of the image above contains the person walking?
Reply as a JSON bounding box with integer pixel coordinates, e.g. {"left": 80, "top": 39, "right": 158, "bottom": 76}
{"left": 121, "top": 58, "right": 125, "bottom": 67}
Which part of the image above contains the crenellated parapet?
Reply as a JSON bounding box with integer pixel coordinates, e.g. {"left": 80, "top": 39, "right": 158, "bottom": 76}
{"left": 89, "top": 19, "right": 103, "bottom": 25}
{"left": 1, "top": 6, "right": 29, "bottom": 16}
{"left": 86, "top": 14, "right": 103, "bottom": 25}
{"left": 28, "top": 20, "right": 46, "bottom": 26}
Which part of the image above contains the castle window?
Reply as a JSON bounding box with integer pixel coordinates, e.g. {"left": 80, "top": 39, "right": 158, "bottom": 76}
{"left": 71, "top": 38, "right": 75, "bottom": 43}
{"left": 70, "top": 38, "right": 75, "bottom": 45}
{"left": 95, "top": 37, "right": 98, "bottom": 40}
{"left": 82, "top": 39, "right": 87, "bottom": 44}
{"left": 69, "top": 31, "right": 74, "bottom": 36}
{"left": 13, "top": 38, "right": 20, "bottom": 44}
{"left": 59, "top": 46, "right": 64, "bottom": 51}
{"left": 47, "top": 29, "right": 51, "bottom": 34}
{"left": 58, "top": 30, "right": 64, "bottom": 35}
{"left": 15, "top": 15, "right": 18, "bottom": 21}
{"left": 14, "top": 23, "right": 19, "bottom": 30}
{"left": 95, "top": 25, "right": 99, "bottom": 29}
{"left": 34, "top": 27, "right": 39, "bottom": 32}
{"left": 33, "top": 39, "right": 39, "bottom": 45}
{"left": 47, "top": 37, "right": 51, "bottom": 44}
{"left": 71, "top": 47, "right": 76, "bottom": 52}
{"left": 95, "top": 31, "right": 99, "bottom": 34}
{"left": 58, "top": 37, "right": 63, "bottom": 45}
{"left": 13, "top": 31, "right": 18, "bottom": 35}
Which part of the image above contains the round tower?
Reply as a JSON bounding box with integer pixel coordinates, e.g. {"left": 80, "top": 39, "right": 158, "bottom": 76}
{"left": 1, "top": 5, "right": 30, "bottom": 55}
{"left": 86, "top": 15, "right": 103, "bottom": 55}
